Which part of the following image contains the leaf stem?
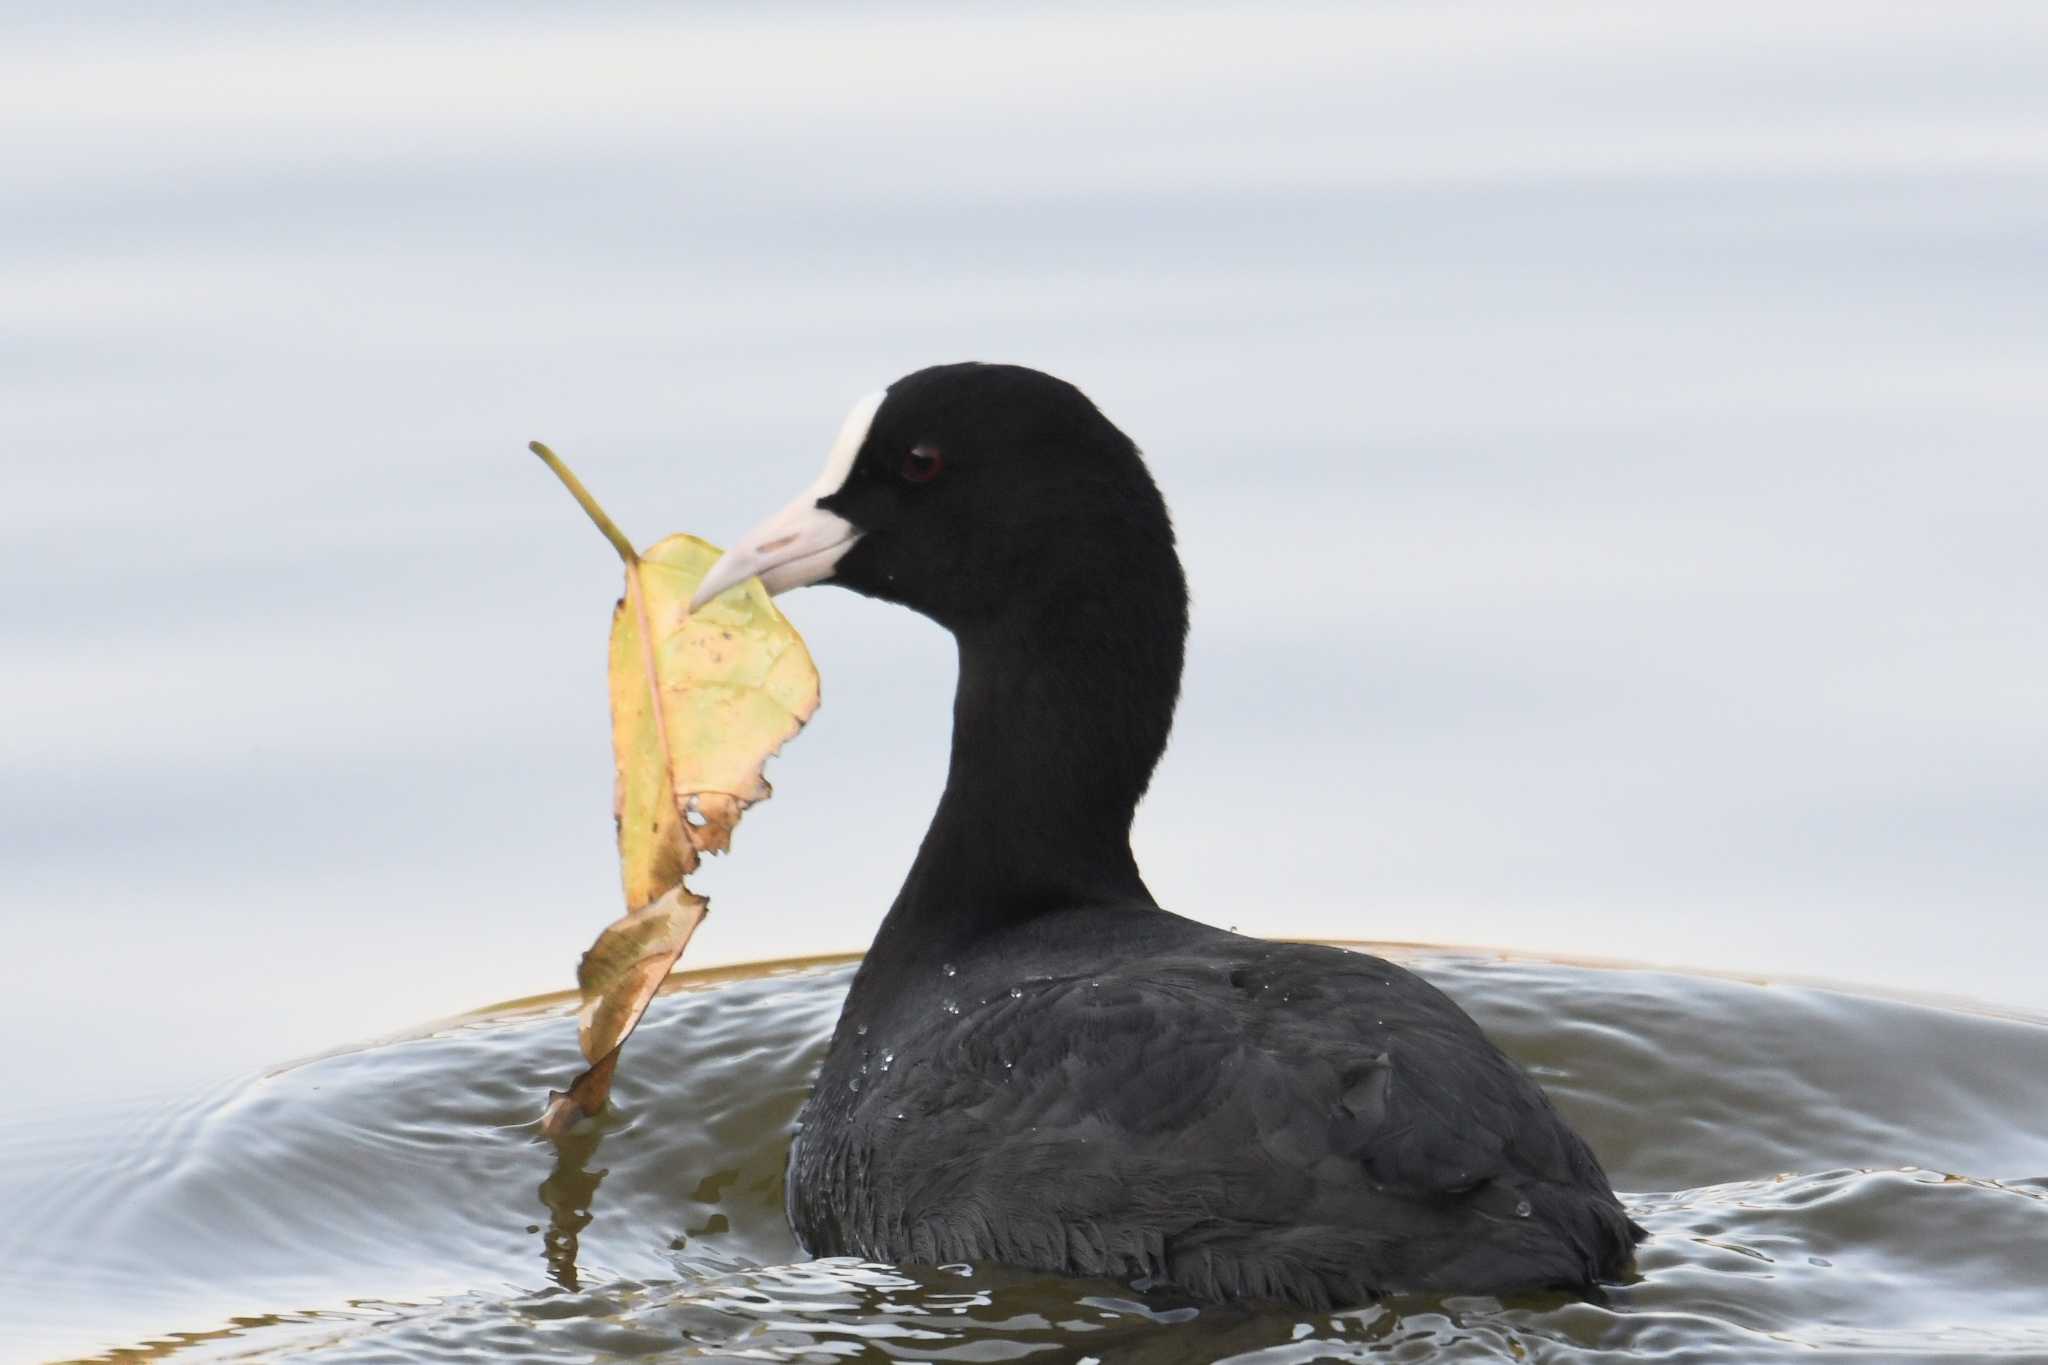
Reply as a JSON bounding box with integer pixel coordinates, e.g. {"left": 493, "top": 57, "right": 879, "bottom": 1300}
{"left": 530, "top": 441, "right": 640, "bottom": 566}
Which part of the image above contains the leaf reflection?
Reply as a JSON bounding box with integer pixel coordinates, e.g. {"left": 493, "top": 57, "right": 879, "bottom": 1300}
{"left": 537, "top": 1123, "right": 609, "bottom": 1291}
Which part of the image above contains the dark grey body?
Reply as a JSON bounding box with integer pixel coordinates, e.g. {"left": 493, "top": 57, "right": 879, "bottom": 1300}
{"left": 789, "top": 907, "right": 1638, "bottom": 1308}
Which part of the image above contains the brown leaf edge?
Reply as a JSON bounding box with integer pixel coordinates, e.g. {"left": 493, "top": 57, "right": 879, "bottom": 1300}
{"left": 539, "top": 886, "right": 708, "bottom": 1138}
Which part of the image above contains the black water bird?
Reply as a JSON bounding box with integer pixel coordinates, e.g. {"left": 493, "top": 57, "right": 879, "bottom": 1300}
{"left": 691, "top": 363, "right": 1642, "bottom": 1307}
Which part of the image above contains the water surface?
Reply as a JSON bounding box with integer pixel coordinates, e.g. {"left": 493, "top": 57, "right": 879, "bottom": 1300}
{"left": 9, "top": 946, "right": 2046, "bottom": 1362}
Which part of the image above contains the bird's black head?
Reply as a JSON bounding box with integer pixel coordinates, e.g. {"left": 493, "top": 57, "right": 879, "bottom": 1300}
{"left": 693, "top": 363, "right": 1185, "bottom": 640}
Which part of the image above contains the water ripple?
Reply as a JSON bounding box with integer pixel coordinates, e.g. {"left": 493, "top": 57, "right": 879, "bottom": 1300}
{"left": 8, "top": 950, "right": 2047, "bottom": 1363}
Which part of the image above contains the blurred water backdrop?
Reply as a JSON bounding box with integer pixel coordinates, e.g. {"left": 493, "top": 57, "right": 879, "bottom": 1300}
{"left": 4, "top": 1, "right": 2045, "bottom": 1124}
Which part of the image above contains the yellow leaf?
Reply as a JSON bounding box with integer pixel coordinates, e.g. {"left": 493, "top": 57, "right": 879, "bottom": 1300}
{"left": 530, "top": 442, "right": 820, "bottom": 1137}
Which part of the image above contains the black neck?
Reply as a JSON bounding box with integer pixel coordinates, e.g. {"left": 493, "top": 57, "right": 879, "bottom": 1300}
{"left": 863, "top": 563, "right": 1188, "bottom": 973}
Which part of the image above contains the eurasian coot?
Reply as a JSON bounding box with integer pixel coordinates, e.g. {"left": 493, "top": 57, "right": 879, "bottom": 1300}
{"left": 691, "top": 363, "right": 1641, "bottom": 1308}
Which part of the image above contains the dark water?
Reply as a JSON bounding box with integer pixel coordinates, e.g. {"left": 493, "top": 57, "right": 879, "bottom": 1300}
{"left": 7, "top": 946, "right": 2047, "bottom": 1363}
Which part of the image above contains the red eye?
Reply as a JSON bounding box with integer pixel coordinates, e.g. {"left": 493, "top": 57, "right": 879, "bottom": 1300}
{"left": 901, "top": 444, "right": 944, "bottom": 483}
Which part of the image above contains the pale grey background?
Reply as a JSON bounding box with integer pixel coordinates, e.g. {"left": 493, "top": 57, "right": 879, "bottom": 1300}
{"left": 4, "top": 2, "right": 2044, "bottom": 1114}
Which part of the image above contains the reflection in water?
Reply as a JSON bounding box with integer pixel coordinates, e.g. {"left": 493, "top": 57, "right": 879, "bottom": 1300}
{"left": 537, "top": 1125, "right": 609, "bottom": 1293}
{"left": 5, "top": 950, "right": 2047, "bottom": 1362}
